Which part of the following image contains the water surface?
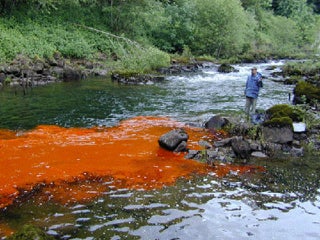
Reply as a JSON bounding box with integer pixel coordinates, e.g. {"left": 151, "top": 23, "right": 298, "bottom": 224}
{"left": 0, "top": 61, "right": 319, "bottom": 240}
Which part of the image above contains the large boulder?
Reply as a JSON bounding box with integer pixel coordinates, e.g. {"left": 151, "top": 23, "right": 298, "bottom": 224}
{"left": 262, "top": 126, "right": 293, "bottom": 144}
{"left": 231, "top": 137, "right": 251, "bottom": 159}
{"left": 158, "top": 129, "right": 189, "bottom": 152}
{"left": 204, "top": 115, "right": 229, "bottom": 130}
{"left": 218, "top": 63, "right": 237, "bottom": 73}
{"left": 63, "top": 66, "right": 83, "bottom": 81}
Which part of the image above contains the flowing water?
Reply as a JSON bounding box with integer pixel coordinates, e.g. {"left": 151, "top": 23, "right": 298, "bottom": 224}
{"left": 0, "top": 61, "right": 319, "bottom": 239}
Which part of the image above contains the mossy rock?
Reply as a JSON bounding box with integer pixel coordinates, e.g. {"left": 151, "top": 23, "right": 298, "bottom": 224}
{"left": 218, "top": 63, "right": 236, "bottom": 73}
{"left": 282, "top": 64, "right": 303, "bottom": 76}
{"left": 263, "top": 116, "right": 293, "bottom": 128}
{"left": 8, "top": 225, "right": 54, "bottom": 240}
{"left": 283, "top": 76, "right": 303, "bottom": 85}
{"left": 266, "top": 104, "right": 303, "bottom": 122}
{"left": 294, "top": 81, "right": 320, "bottom": 104}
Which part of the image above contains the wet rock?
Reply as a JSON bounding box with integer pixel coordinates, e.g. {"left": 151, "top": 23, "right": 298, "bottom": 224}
{"left": 111, "top": 73, "right": 165, "bottom": 84}
{"left": 157, "top": 63, "right": 199, "bottom": 75}
{"left": 174, "top": 141, "right": 188, "bottom": 152}
{"left": 265, "top": 65, "right": 277, "bottom": 71}
{"left": 63, "top": 66, "right": 83, "bottom": 81}
{"left": 218, "top": 63, "right": 237, "bottom": 73}
{"left": 204, "top": 115, "right": 229, "bottom": 130}
{"left": 158, "top": 129, "right": 189, "bottom": 152}
{"left": 262, "top": 126, "right": 293, "bottom": 144}
{"left": 33, "top": 61, "right": 44, "bottom": 74}
{"left": 231, "top": 137, "right": 251, "bottom": 159}
{"left": 0, "top": 72, "right": 5, "bottom": 83}
{"left": 50, "top": 66, "right": 64, "bottom": 78}
{"left": 93, "top": 69, "right": 108, "bottom": 76}
{"left": 214, "top": 137, "right": 232, "bottom": 147}
{"left": 185, "top": 150, "right": 200, "bottom": 160}
{"left": 5, "top": 65, "right": 20, "bottom": 75}
{"left": 198, "top": 140, "right": 212, "bottom": 149}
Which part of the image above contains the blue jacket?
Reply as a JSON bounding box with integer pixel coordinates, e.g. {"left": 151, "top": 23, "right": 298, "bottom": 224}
{"left": 245, "top": 72, "right": 262, "bottom": 99}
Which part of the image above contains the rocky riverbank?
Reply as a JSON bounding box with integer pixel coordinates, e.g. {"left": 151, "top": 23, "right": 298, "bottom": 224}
{"left": 0, "top": 55, "right": 217, "bottom": 88}
{"left": 0, "top": 54, "right": 112, "bottom": 89}
{"left": 159, "top": 108, "right": 320, "bottom": 165}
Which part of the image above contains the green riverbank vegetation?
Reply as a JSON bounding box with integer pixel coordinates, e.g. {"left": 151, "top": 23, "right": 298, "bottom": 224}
{"left": 0, "top": 0, "right": 320, "bottom": 73}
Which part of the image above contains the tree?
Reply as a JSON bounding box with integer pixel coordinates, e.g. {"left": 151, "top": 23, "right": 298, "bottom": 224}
{"left": 148, "top": 0, "right": 195, "bottom": 53}
{"left": 191, "top": 0, "right": 254, "bottom": 58}
{"left": 240, "top": 0, "right": 272, "bottom": 10}
{"left": 307, "top": 0, "right": 320, "bottom": 13}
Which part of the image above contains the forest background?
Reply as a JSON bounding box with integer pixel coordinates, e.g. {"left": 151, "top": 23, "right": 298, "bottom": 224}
{"left": 0, "top": 0, "right": 320, "bottom": 73}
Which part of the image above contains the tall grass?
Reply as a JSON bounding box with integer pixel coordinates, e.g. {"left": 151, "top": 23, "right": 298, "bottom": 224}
{"left": 0, "top": 5, "right": 170, "bottom": 72}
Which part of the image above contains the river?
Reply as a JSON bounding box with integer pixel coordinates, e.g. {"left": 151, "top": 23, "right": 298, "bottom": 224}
{"left": 0, "top": 61, "right": 319, "bottom": 239}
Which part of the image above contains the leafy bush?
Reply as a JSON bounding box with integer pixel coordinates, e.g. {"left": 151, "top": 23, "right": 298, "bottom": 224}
{"left": 282, "top": 61, "right": 320, "bottom": 77}
{"left": 265, "top": 104, "right": 304, "bottom": 122}
{"left": 294, "top": 81, "right": 320, "bottom": 103}
{"left": 263, "top": 116, "right": 293, "bottom": 128}
{"left": 191, "top": 0, "right": 254, "bottom": 58}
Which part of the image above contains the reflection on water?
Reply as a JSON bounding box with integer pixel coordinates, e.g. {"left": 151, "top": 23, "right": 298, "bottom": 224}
{"left": 1, "top": 166, "right": 319, "bottom": 239}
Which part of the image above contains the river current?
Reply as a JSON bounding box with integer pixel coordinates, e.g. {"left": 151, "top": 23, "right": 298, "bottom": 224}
{"left": 0, "top": 61, "right": 319, "bottom": 239}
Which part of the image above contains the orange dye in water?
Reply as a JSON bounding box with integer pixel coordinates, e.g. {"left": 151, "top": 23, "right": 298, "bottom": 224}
{"left": 0, "top": 116, "right": 263, "bottom": 209}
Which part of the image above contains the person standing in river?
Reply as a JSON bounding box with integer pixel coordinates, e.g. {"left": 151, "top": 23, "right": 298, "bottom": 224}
{"left": 244, "top": 67, "right": 263, "bottom": 116}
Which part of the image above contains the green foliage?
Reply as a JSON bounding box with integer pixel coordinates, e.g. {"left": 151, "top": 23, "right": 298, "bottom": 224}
{"left": 272, "top": 0, "right": 317, "bottom": 44}
{"left": 282, "top": 61, "right": 320, "bottom": 77}
{"left": 253, "top": 11, "right": 302, "bottom": 58}
{"left": 191, "top": 0, "right": 254, "bottom": 58}
{"left": 294, "top": 81, "right": 320, "bottom": 103}
{"left": 240, "top": 0, "right": 272, "bottom": 10}
{"left": 148, "top": 0, "right": 195, "bottom": 53}
{"left": 0, "top": 0, "right": 319, "bottom": 65}
{"left": 263, "top": 116, "right": 293, "bottom": 128}
{"left": 112, "top": 45, "right": 170, "bottom": 73}
{"left": 266, "top": 104, "right": 304, "bottom": 122}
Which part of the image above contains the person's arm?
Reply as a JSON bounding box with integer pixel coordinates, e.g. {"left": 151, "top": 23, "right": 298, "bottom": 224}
{"left": 257, "top": 73, "right": 263, "bottom": 88}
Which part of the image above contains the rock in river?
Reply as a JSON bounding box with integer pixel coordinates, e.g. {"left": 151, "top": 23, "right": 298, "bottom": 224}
{"left": 158, "top": 129, "right": 189, "bottom": 152}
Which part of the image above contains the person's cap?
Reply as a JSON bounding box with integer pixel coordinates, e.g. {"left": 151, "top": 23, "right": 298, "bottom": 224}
{"left": 251, "top": 67, "right": 257, "bottom": 70}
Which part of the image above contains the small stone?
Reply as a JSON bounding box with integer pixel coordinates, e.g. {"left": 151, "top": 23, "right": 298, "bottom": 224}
{"left": 251, "top": 151, "right": 268, "bottom": 158}
{"left": 290, "top": 147, "right": 304, "bottom": 157}
{"left": 174, "top": 141, "right": 188, "bottom": 152}
{"left": 198, "top": 140, "right": 212, "bottom": 149}
{"left": 185, "top": 150, "right": 200, "bottom": 159}
{"left": 214, "top": 138, "right": 232, "bottom": 147}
